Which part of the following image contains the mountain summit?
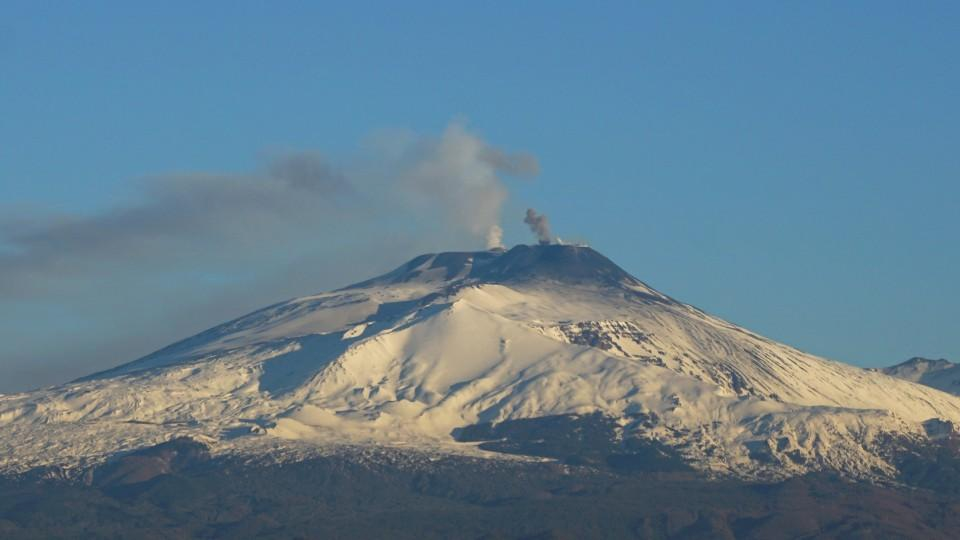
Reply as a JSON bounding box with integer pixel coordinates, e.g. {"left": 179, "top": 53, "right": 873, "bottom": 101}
{"left": 347, "top": 244, "right": 659, "bottom": 292}
{"left": 2, "top": 245, "right": 960, "bottom": 480}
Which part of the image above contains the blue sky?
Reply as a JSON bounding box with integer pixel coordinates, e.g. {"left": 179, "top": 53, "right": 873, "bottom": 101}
{"left": 1, "top": 2, "right": 958, "bottom": 391}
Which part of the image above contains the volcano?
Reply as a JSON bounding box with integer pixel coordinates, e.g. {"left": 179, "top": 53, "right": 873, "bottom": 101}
{"left": 2, "top": 244, "right": 959, "bottom": 481}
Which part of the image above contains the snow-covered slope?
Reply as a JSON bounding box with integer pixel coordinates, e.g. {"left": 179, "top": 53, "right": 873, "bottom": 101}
{"left": 881, "top": 357, "right": 960, "bottom": 396}
{"left": 2, "top": 245, "right": 958, "bottom": 480}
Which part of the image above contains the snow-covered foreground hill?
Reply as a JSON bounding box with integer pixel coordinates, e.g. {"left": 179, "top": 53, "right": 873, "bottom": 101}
{"left": 2, "top": 244, "right": 958, "bottom": 480}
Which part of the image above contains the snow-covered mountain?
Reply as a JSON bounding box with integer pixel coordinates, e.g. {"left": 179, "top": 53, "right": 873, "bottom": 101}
{"left": 881, "top": 357, "right": 960, "bottom": 396}
{"left": 2, "top": 244, "right": 959, "bottom": 480}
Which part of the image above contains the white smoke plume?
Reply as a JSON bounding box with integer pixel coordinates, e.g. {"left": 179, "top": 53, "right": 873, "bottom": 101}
{"left": 388, "top": 122, "right": 537, "bottom": 247}
{"left": 485, "top": 225, "right": 504, "bottom": 249}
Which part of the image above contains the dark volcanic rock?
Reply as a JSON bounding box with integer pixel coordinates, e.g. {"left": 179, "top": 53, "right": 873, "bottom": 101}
{"left": 92, "top": 437, "right": 210, "bottom": 488}
{"left": 347, "top": 244, "right": 666, "bottom": 293}
{"left": 454, "top": 413, "right": 692, "bottom": 473}
{"left": 473, "top": 244, "right": 640, "bottom": 288}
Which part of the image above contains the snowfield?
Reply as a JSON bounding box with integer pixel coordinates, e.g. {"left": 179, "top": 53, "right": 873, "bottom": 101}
{"left": 2, "top": 244, "right": 958, "bottom": 480}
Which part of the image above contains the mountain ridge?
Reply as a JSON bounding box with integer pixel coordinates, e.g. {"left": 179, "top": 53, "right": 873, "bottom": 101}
{"left": 881, "top": 357, "right": 960, "bottom": 396}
